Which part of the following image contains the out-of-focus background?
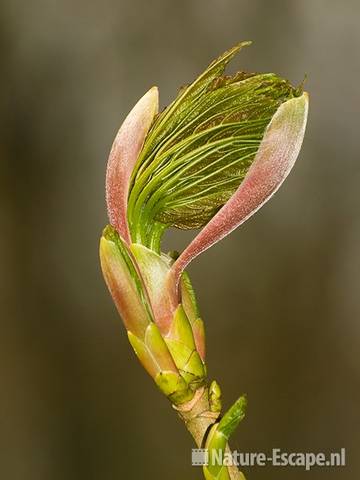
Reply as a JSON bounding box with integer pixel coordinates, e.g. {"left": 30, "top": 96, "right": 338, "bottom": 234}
{"left": 1, "top": 1, "right": 359, "bottom": 479}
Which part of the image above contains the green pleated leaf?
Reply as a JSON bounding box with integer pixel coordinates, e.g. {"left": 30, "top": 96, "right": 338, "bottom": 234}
{"left": 127, "top": 42, "right": 300, "bottom": 249}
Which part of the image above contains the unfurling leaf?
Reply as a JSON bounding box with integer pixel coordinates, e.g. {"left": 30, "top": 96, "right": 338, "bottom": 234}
{"left": 127, "top": 42, "right": 300, "bottom": 250}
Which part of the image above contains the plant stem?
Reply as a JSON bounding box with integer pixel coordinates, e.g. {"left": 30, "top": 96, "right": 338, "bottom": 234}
{"left": 175, "top": 387, "right": 246, "bottom": 480}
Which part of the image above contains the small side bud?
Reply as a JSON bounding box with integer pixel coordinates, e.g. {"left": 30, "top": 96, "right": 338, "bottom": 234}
{"left": 209, "top": 380, "right": 222, "bottom": 413}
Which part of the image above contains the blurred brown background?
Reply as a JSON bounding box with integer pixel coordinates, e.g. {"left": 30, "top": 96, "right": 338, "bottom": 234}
{"left": 1, "top": 1, "right": 359, "bottom": 479}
